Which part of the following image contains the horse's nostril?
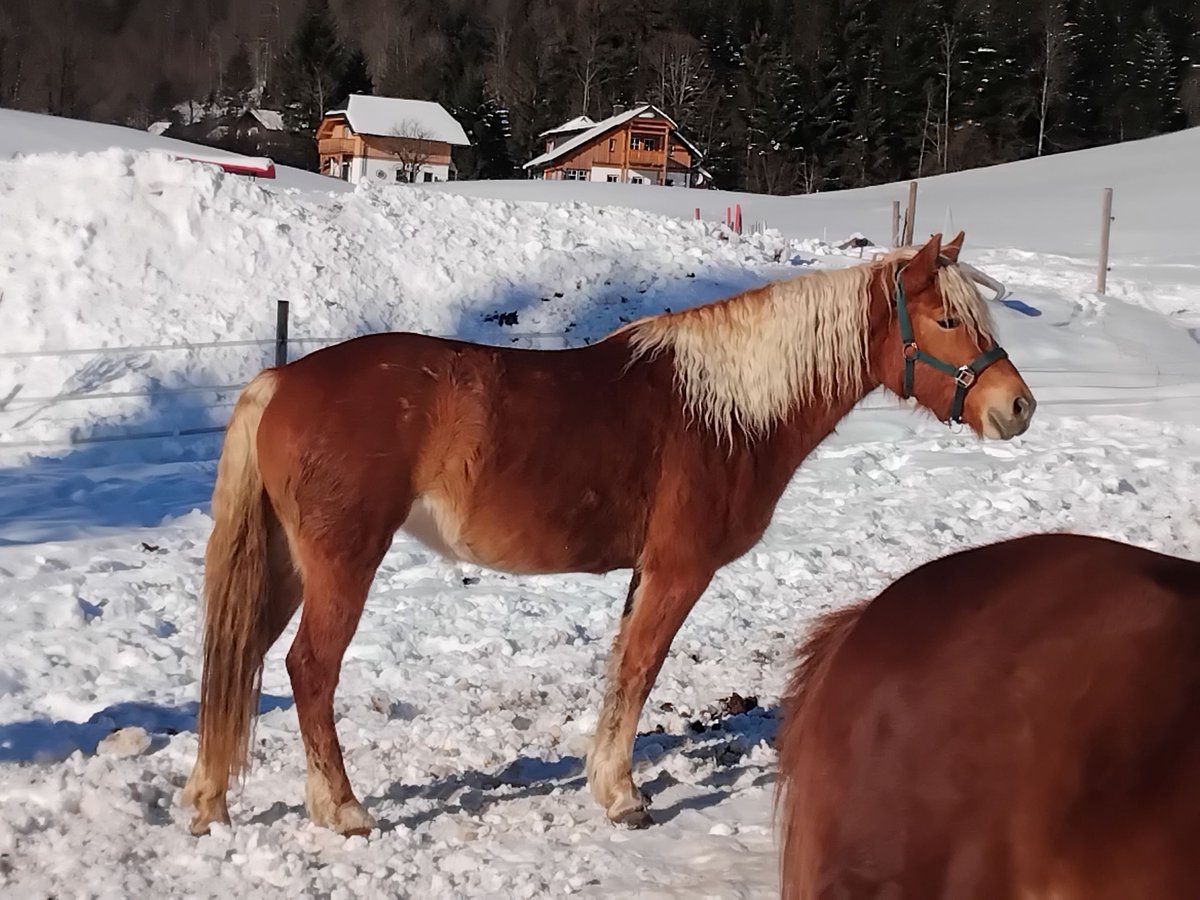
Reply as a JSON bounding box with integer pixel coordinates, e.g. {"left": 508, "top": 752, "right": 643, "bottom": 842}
{"left": 1013, "top": 395, "right": 1030, "bottom": 419}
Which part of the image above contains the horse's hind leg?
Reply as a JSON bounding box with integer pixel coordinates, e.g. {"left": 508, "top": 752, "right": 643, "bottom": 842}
{"left": 286, "top": 534, "right": 388, "bottom": 836}
{"left": 183, "top": 518, "right": 301, "bottom": 831}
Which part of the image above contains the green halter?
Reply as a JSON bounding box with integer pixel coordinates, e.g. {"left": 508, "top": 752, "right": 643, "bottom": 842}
{"left": 893, "top": 268, "right": 1009, "bottom": 426}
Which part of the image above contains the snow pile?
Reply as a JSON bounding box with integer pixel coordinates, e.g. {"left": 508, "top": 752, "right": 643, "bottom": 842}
{"left": 0, "top": 148, "right": 787, "bottom": 455}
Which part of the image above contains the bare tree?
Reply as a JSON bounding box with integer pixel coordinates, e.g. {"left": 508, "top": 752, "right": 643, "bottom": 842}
{"left": 569, "top": 0, "right": 607, "bottom": 116}
{"left": 645, "top": 31, "right": 712, "bottom": 128}
{"left": 390, "top": 119, "right": 436, "bottom": 182}
{"left": 936, "top": 21, "right": 960, "bottom": 172}
{"left": 1036, "top": 0, "right": 1072, "bottom": 156}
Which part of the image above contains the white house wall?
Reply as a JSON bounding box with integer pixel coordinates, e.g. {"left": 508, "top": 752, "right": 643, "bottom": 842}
{"left": 347, "top": 158, "right": 453, "bottom": 185}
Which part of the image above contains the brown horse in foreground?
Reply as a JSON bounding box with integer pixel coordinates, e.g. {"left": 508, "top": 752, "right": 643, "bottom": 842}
{"left": 777, "top": 533, "right": 1200, "bottom": 899}
{"left": 182, "top": 231, "right": 1036, "bottom": 837}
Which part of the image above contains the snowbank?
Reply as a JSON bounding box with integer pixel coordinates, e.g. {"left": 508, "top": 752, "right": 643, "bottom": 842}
{"left": 433, "top": 126, "right": 1200, "bottom": 262}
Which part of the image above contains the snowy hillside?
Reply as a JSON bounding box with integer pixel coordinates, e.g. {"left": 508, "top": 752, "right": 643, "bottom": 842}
{"left": 0, "top": 107, "right": 344, "bottom": 194}
{"left": 434, "top": 126, "right": 1200, "bottom": 262}
{"left": 1, "top": 112, "right": 1199, "bottom": 897}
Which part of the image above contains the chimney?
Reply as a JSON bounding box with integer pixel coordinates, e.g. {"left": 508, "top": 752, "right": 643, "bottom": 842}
{"left": 613, "top": 103, "right": 625, "bottom": 117}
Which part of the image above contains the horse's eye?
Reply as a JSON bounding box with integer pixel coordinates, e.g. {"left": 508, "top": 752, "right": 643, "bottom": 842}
{"left": 937, "top": 317, "right": 961, "bottom": 329}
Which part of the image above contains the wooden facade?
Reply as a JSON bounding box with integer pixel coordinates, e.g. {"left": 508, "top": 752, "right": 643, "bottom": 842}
{"left": 316, "top": 116, "right": 455, "bottom": 185}
{"left": 528, "top": 108, "right": 703, "bottom": 187}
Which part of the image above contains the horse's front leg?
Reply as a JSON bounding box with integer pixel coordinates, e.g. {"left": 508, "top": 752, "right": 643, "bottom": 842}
{"left": 586, "top": 560, "right": 714, "bottom": 827}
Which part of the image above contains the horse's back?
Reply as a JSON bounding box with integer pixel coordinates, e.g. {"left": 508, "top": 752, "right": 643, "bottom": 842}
{"left": 779, "top": 533, "right": 1200, "bottom": 899}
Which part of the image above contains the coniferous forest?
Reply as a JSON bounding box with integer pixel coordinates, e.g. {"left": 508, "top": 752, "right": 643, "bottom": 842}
{"left": 0, "top": 0, "right": 1196, "bottom": 193}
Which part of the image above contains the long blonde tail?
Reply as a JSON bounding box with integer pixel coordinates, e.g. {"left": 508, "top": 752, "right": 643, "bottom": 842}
{"left": 194, "top": 370, "right": 279, "bottom": 787}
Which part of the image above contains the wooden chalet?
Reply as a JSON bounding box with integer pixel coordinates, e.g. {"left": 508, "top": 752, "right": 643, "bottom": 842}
{"left": 524, "top": 104, "right": 708, "bottom": 188}
{"left": 316, "top": 95, "right": 470, "bottom": 186}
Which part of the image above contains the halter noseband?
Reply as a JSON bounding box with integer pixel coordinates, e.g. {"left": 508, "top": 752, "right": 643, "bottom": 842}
{"left": 893, "top": 267, "right": 1008, "bottom": 427}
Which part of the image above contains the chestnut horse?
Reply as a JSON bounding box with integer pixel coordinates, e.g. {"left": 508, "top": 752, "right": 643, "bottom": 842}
{"left": 182, "top": 231, "right": 1035, "bottom": 837}
{"left": 776, "top": 533, "right": 1200, "bottom": 899}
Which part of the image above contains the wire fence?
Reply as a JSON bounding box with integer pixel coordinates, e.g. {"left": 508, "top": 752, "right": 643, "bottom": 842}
{"left": 0, "top": 330, "right": 574, "bottom": 454}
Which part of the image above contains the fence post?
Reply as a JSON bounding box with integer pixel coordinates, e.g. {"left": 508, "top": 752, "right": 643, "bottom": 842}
{"left": 1097, "top": 187, "right": 1113, "bottom": 295}
{"left": 902, "top": 181, "right": 918, "bottom": 245}
{"left": 891, "top": 200, "right": 901, "bottom": 247}
{"left": 694, "top": 207, "right": 700, "bottom": 221}
{"left": 275, "top": 300, "right": 290, "bottom": 367}
{"left": 734, "top": 203, "right": 742, "bottom": 234}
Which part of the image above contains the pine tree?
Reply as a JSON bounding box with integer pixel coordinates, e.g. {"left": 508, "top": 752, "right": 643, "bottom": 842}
{"left": 833, "top": 0, "right": 888, "bottom": 186}
{"left": 222, "top": 43, "right": 255, "bottom": 115}
{"left": 886, "top": 0, "right": 944, "bottom": 178}
{"left": 1062, "top": 0, "right": 1122, "bottom": 146}
{"left": 332, "top": 48, "right": 374, "bottom": 110}
{"left": 276, "top": 0, "right": 348, "bottom": 131}
{"left": 738, "top": 27, "right": 805, "bottom": 194}
{"left": 1119, "top": 8, "right": 1184, "bottom": 139}
{"left": 470, "top": 94, "right": 516, "bottom": 179}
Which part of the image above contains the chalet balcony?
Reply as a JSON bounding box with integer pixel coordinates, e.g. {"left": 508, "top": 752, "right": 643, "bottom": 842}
{"left": 625, "top": 148, "right": 669, "bottom": 167}
{"left": 319, "top": 137, "right": 358, "bottom": 155}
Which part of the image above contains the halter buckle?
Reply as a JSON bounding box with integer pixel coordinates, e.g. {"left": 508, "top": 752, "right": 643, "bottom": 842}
{"left": 903, "top": 342, "right": 919, "bottom": 361}
{"left": 955, "top": 367, "right": 976, "bottom": 388}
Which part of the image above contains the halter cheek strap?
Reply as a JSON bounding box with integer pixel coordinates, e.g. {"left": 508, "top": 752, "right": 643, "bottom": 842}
{"left": 894, "top": 270, "right": 1009, "bottom": 426}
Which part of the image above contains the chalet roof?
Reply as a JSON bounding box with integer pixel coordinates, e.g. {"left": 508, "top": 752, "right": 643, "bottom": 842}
{"left": 249, "top": 109, "right": 286, "bottom": 131}
{"left": 523, "top": 104, "right": 702, "bottom": 170}
{"left": 326, "top": 95, "right": 471, "bottom": 146}
{"left": 538, "top": 115, "right": 596, "bottom": 138}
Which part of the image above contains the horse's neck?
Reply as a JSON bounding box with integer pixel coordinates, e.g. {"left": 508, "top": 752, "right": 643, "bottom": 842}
{"left": 770, "top": 372, "right": 876, "bottom": 475}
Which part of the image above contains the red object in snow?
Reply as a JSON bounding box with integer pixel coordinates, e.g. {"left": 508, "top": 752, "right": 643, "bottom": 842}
{"left": 172, "top": 154, "right": 277, "bottom": 179}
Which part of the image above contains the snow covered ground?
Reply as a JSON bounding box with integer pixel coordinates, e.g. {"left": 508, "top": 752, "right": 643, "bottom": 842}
{"left": 1, "top": 112, "right": 1199, "bottom": 897}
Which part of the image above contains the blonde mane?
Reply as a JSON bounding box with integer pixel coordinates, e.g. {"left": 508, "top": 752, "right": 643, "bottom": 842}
{"left": 617, "top": 256, "right": 993, "bottom": 442}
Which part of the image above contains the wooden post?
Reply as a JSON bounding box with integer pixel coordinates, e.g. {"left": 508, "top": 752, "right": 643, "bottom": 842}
{"left": 694, "top": 207, "right": 700, "bottom": 221}
{"left": 620, "top": 124, "right": 630, "bottom": 183}
{"left": 891, "top": 200, "right": 901, "bottom": 247}
{"left": 1097, "top": 187, "right": 1113, "bottom": 294}
{"left": 275, "top": 300, "right": 290, "bottom": 367}
{"left": 725, "top": 207, "right": 731, "bottom": 228}
{"left": 734, "top": 203, "right": 742, "bottom": 234}
{"left": 902, "top": 181, "right": 918, "bottom": 245}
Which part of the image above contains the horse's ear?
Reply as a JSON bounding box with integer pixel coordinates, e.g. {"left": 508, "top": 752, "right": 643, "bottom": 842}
{"left": 941, "top": 230, "right": 965, "bottom": 263}
{"left": 908, "top": 233, "right": 942, "bottom": 286}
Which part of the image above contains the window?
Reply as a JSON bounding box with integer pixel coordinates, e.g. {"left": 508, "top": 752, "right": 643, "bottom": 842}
{"left": 630, "top": 174, "right": 645, "bottom": 185}
{"left": 630, "top": 134, "right": 659, "bottom": 152}
{"left": 395, "top": 169, "right": 408, "bottom": 183}
{"left": 423, "top": 171, "right": 434, "bottom": 182}
{"left": 608, "top": 138, "right": 615, "bottom": 152}
{"left": 564, "top": 168, "right": 588, "bottom": 181}
{"left": 606, "top": 174, "right": 618, "bottom": 183}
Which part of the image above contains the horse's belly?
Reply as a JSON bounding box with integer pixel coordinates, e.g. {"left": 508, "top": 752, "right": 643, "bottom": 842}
{"left": 400, "top": 493, "right": 484, "bottom": 565}
{"left": 399, "top": 491, "right": 630, "bottom": 574}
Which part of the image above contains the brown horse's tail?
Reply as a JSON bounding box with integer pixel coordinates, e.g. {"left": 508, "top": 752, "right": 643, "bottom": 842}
{"left": 195, "top": 370, "right": 281, "bottom": 788}
{"left": 775, "top": 601, "right": 867, "bottom": 900}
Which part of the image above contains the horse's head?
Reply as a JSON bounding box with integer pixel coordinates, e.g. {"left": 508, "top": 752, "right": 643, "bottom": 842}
{"left": 874, "top": 232, "right": 1035, "bottom": 439}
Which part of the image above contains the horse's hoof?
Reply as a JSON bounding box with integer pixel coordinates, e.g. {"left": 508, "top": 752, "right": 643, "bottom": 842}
{"left": 188, "top": 806, "right": 230, "bottom": 836}
{"left": 612, "top": 806, "right": 655, "bottom": 829}
{"left": 320, "top": 800, "right": 376, "bottom": 837}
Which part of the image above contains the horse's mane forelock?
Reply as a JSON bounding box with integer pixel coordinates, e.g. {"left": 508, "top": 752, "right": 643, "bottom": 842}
{"left": 616, "top": 255, "right": 993, "bottom": 442}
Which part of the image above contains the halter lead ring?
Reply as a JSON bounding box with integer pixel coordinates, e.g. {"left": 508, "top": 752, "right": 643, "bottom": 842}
{"left": 893, "top": 269, "right": 1008, "bottom": 426}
